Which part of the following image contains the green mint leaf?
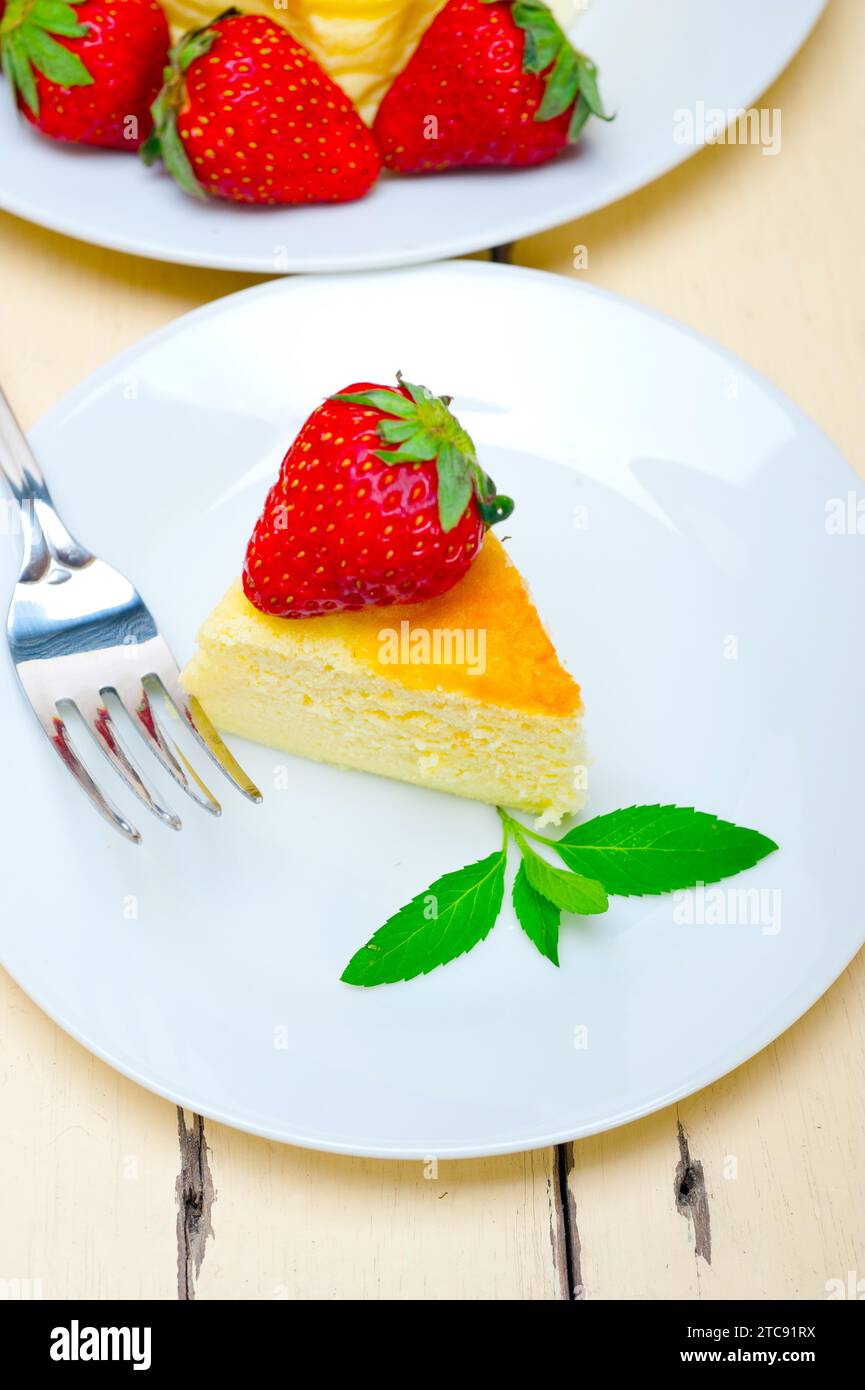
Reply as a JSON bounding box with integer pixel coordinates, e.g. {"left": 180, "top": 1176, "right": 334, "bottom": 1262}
{"left": 20, "top": 25, "right": 92, "bottom": 87}
{"left": 516, "top": 835, "right": 608, "bottom": 915}
{"left": 436, "top": 441, "right": 474, "bottom": 533}
{"left": 512, "top": 863, "right": 560, "bottom": 965}
{"left": 341, "top": 849, "right": 507, "bottom": 987}
{"left": 553, "top": 805, "right": 779, "bottom": 897}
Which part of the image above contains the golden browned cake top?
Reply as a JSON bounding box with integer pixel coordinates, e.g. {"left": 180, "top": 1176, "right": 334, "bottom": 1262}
{"left": 273, "top": 533, "right": 582, "bottom": 716}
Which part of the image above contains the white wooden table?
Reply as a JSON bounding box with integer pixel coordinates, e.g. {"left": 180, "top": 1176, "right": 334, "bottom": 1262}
{"left": 1, "top": 0, "right": 863, "bottom": 1300}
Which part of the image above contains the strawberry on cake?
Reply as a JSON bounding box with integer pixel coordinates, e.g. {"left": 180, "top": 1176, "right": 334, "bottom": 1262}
{"left": 182, "top": 376, "right": 587, "bottom": 824}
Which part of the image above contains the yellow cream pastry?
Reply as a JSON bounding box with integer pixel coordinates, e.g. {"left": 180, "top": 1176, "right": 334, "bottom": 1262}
{"left": 163, "top": 0, "right": 448, "bottom": 120}
{"left": 182, "top": 534, "right": 587, "bottom": 823}
{"left": 162, "top": 0, "right": 575, "bottom": 122}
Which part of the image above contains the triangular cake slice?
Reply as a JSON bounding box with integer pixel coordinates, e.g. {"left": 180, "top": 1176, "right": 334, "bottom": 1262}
{"left": 182, "top": 534, "right": 586, "bottom": 824}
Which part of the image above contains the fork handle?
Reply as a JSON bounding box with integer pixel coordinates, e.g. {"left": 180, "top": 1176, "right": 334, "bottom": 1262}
{"left": 0, "top": 383, "right": 52, "bottom": 506}
{"left": 0, "top": 383, "right": 91, "bottom": 573}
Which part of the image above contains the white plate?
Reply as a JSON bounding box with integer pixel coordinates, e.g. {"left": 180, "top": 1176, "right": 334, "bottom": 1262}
{"left": 0, "top": 0, "right": 826, "bottom": 272}
{"left": 1, "top": 261, "right": 862, "bottom": 1157}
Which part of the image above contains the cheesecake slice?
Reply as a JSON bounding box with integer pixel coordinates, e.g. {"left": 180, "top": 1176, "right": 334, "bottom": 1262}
{"left": 182, "top": 534, "right": 586, "bottom": 824}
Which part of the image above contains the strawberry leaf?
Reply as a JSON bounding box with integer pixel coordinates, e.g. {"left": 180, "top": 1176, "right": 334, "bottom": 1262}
{"left": 139, "top": 17, "right": 227, "bottom": 197}
{"left": 574, "top": 53, "right": 612, "bottom": 121}
{"left": 535, "top": 42, "right": 579, "bottom": 121}
{"left": 512, "top": 863, "right": 560, "bottom": 965}
{"left": 482, "top": 0, "right": 611, "bottom": 140}
{"left": 20, "top": 25, "right": 90, "bottom": 86}
{"left": 334, "top": 387, "right": 417, "bottom": 419}
{"left": 3, "top": 30, "right": 39, "bottom": 113}
{"left": 341, "top": 849, "right": 507, "bottom": 986}
{"left": 400, "top": 377, "right": 434, "bottom": 407}
{"left": 380, "top": 429, "right": 439, "bottom": 463}
{"left": 176, "top": 16, "right": 231, "bottom": 72}
{"left": 28, "top": 1, "right": 88, "bottom": 38}
{"left": 513, "top": 0, "right": 561, "bottom": 72}
{"left": 378, "top": 418, "right": 421, "bottom": 443}
{"left": 0, "top": 33, "right": 11, "bottom": 88}
{"left": 152, "top": 107, "right": 204, "bottom": 197}
{"left": 567, "top": 92, "right": 592, "bottom": 143}
{"left": 334, "top": 375, "right": 513, "bottom": 535}
{"left": 436, "top": 441, "right": 474, "bottom": 532}
{"left": 0, "top": 0, "right": 91, "bottom": 114}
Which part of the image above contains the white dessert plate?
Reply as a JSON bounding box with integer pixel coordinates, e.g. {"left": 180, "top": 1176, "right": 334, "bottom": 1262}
{"left": 0, "top": 0, "right": 826, "bottom": 273}
{"left": 1, "top": 261, "right": 862, "bottom": 1157}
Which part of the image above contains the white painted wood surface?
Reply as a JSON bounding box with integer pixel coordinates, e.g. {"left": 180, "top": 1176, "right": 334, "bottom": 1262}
{"left": 1, "top": 0, "right": 862, "bottom": 1301}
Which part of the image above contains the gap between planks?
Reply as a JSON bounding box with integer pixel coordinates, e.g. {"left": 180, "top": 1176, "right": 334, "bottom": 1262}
{"left": 176, "top": 1110, "right": 216, "bottom": 1301}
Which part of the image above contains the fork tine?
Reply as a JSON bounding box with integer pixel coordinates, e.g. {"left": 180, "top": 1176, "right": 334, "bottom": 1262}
{"left": 34, "top": 706, "right": 141, "bottom": 844}
{"left": 68, "top": 694, "right": 182, "bottom": 831}
{"left": 146, "top": 670, "right": 263, "bottom": 804}
{"left": 107, "top": 679, "right": 222, "bottom": 817}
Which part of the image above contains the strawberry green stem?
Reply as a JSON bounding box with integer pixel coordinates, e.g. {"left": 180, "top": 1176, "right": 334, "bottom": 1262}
{"left": 1, "top": 0, "right": 92, "bottom": 116}
{"left": 482, "top": 0, "right": 612, "bottom": 139}
{"left": 333, "top": 374, "right": 514, "bottom": 535}
{"left": 140, "top": 8, "right": 240, "bottom": 196}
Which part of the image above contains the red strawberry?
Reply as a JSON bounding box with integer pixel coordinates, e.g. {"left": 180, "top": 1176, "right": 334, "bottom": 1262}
{"left": 243, "top": 375, "right": 514, "bottom": 618}
{"left": 0, "top": 0, "right": 169, "bottom": 150}
{"left": 140, "top": 10, "right": 381, "bottom": 205}
{"left": 373, "top": 0, "right": 610, "bottom": 173}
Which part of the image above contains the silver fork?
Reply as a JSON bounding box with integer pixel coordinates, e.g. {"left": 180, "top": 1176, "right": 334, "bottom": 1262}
{"left": 1, "top": 384, "right": 262, "bottom": 843}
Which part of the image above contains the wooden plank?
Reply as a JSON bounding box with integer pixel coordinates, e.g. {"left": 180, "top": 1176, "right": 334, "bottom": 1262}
{"left": 0, "top": 970, "right": 178, "bottom": 1300}
{"left": 192, "top": 1125, "right": 564, "bottom": 1300}
{"left": 565, "top": 954, "right": 865, "bottom": 1299}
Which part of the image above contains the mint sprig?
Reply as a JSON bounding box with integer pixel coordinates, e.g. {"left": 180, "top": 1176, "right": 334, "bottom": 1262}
{"left": 481, "top": 0, "right": 613, "bottom": 139}
{"left": 342, "top": 803, "right": 779, "bottom": 988}
{"left": 0, "top": 0, "right": 92, "bottom": 117}
{"left": 333, "top": 373, "right": 514, "bottom": 535}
